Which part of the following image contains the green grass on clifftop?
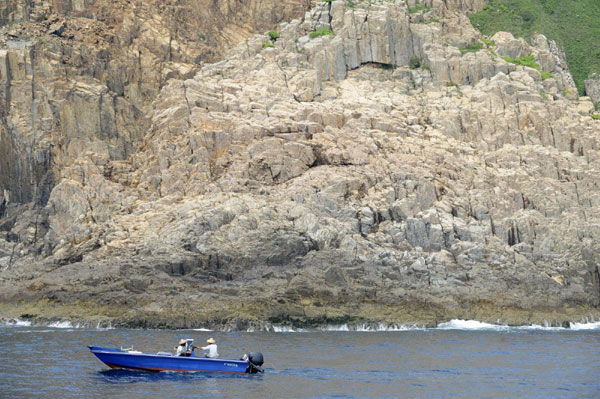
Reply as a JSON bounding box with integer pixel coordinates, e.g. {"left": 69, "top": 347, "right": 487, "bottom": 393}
{"left": 470, "top": 0, "right": 600, "bottom": 95}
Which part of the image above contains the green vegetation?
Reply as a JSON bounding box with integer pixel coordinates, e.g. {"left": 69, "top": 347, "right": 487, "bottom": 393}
{"left": 460, "top": 42, "right": 484, "bottom": 54}
{"left": 595, "top": 102, "right": 600, "bottom": 112}
{"left": 470, "top": 0, "right": 600, "bottom": 95}
{"left": 480, "top": 38, "right": 496, "bottom": 47}
{"left": 424, "top": 18, "right": 439, "bottom": 24}
{"left": 502, "top": 54, "right": 539, "bottom": 69}
{"left": 268, "top": 30, "right": 280, "bottom": 41}
{"left": 539, "top": 90, "right": 548, "bottom": 101}
{"left": 421, "top": 64, "right": 430, "bottom": 71}
{"left": 541, "top": 71, "right": 554, "bottom": 80}
{"left": 309, "top": 28, "right": 335, "bottom": 39}
{"left": 446, "top": 81, "right": 459, "bottom": 87}
{"left": 263, "top": 30, "right": 280, "bottom": 49}
{"left": 409, "top": 56, "right": 422, "bottom": 69}
{"left": 591, "top": 114, "right": 600, "bottom": 120}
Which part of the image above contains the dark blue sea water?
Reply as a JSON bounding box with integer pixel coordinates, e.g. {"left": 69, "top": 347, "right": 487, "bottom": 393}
{"left": 1, "top": 320, "right": 599, "bottom": 399}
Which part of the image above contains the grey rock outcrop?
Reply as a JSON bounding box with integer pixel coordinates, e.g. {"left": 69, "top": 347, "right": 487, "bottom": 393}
{"left": 0, "top": 0, "right": 599, "bottom": 328}
{"left": 585, "top": 73, "right": 600, "bottom": 105}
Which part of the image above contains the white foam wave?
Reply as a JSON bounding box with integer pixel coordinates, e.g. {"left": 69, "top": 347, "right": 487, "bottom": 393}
{"left": 271, "top": 325, "right": 300, "bottom": 332}
{"left": 4, "top": 317, "right": 598, "bottom": 332}
{"left": 3, "top": 318, "right": 115, "bottom": 330}
{"left": 352, "top": 323, "right": 426, "bottom": 332}
{"left": 48, "top": 321, "right": 77, "bottom": 328}
{"left": 514, "top": 324, "right": 564, "bottom": 331}
{"left": 436, "top": 319, "right": 600, "bottom": 331}
{"left": 436, "top": 319, "right": 508, "bottom": 330}
{"left": 1, "top": 319, "right": 32, "bottom": 327}
{"left": 270, "top": 323, "right": 426, "bottom": 332}
{"left": 95, "top": 321, "right": 115, "bottom": 330}
{"left": 569, "top": 321, "right": 600, "bottom": 330}
{"left": 47, "top": 320, "right": 113, "bottom": 329}
{"left": 321, "top": 324, "right": 350, "bottom": 331}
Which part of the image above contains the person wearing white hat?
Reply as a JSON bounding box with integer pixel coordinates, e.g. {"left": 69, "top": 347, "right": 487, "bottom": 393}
{"left": 174, "top": 339, "right": 188, "bottom": 356}
{"left": 198, "top": 337, "right": 219, "bottom": 358}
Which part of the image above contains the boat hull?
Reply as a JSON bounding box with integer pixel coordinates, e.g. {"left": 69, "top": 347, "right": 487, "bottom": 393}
{"left": 89, "top": 346, "right": 250, "bottom": 374}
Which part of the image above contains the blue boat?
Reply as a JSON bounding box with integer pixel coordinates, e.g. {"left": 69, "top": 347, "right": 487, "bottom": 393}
{"left": 88, "top": 340, "right": 264, "bottom": 374}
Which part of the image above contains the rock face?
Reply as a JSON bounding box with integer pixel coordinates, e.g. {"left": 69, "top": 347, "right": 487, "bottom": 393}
{"left": 0, "top": 0, "right": 313, "bottom": 204}
{"left": 585, "top": 74, "right": 600, "bottom": 105}
{"left": 1, "top": 0, "right": 599, "bottom": 328}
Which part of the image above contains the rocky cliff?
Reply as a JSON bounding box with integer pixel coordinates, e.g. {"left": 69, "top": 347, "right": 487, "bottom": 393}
{"left": 0, "top": 0, "right": 313, "bottom": 205}
{"left": 1, "top": 0, "right": 599, "bottom": 329}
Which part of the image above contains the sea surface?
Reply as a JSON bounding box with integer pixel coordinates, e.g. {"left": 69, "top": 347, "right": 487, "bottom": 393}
{"left": 1, "top": 319, "right": 599, "bottom": 399}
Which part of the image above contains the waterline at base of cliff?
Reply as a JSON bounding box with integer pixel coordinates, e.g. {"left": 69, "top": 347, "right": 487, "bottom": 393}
{"left": 1, "top": 300, "right": 598, "bottom": 331}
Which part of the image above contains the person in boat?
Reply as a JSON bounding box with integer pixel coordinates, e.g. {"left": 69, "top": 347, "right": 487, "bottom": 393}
{"left": 174, "top": 339, "right": 190, "bottom": 356}
{"left": 195, "top": 337, "right": 219, "bottom": 358}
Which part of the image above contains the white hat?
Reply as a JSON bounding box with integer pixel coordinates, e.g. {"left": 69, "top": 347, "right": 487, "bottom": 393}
{"left": 206, "top": 337, "right": 216, "bottom": 344}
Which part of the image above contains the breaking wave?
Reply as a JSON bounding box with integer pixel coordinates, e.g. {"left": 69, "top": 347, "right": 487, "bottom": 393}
{"left": 1, "top": 319, "right": 32, "bottom": 327}
{"left": 436, "top": 320, "right": 508, "bottom": 330}
{"left": 436, "top": 319, "right": 600, "bottom": 331}
{"left": 48, "top": 321, "right": 77, "bottom": 328}
{"left": 46, "top": 320, "right": 114, "bottom": 329}
{"left": 270, "top": 319, "right": 600, "bottom": 332}
{"left": 322, "top": 323, "right": 426, "bottom": 332}
{"left": 569, "top": 321, "right": 600, "bottom": 330}
{"left": 1, "top": 319, "right": 114, "bottom": 330}
{"left": 272, "top": 325, "right": 299, "bottom": 332}
{"left": 3, "top": 318, "right": 598, "bottom": 332}
{"left": 271, "top": 323, "right": 426, "bottom": 332}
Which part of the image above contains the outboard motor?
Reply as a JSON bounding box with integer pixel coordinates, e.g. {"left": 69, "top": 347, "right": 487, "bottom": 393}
{"left": 245, "top": 352, "right": 264, "bottom": 373}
